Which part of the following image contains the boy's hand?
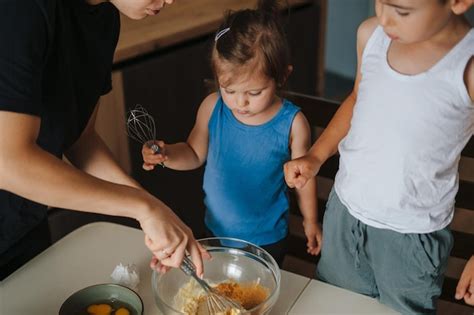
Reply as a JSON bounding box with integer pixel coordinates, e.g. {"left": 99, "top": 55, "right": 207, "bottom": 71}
{"left": 142, "top": 140, "right": 167, "bottom": 170}
{"left": 303, "top": 220, "right": 322, "bottom": 256}
{"left": 284, "top": 155, "right": 321, "bottom": 189}
{"left": 455, "top": 255, "right": 474, "bottom": 305}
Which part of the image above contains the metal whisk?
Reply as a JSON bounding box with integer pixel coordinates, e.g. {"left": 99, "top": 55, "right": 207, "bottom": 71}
{"left": 180, "top": 256, "right": 245, "bottom": 314}
{"left": 126, "top": 104, "right": 161, "bottom": 154}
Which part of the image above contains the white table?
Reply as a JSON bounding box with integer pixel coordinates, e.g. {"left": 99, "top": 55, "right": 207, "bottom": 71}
{"left": 0, "top": 222, "right": 398, "bottom": 314}
{"left": 289, "top": 280, "right": 399, "bottom": 314}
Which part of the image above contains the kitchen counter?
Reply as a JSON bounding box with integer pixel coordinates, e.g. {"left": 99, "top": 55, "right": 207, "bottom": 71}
{"left": 0, "top": 222, "right": 398, "bottom": 314}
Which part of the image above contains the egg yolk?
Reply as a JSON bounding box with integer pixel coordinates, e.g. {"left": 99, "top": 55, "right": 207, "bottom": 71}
{"left": 115, "top": 308, "right": 130, "bottom": 315}
{"left": 87, "top": 304, "right": 112, "bottom": 315}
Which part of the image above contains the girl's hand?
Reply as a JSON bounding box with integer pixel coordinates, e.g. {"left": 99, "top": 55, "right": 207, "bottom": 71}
{"left": 284, "top": 155, "right": 321, "bottom": 189}
{"left": 142, "top": 140, "right": 167, "bottom": 170}
{"left": 303, "top": 220, "right": 322, "bottom": 256}
{"left": 456, "top": 256, "right": 474, "bottom": 305}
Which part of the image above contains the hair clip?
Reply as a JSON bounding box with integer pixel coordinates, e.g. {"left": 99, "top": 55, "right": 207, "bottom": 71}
{"left": 215, "top": 27, "right": 230, "bottom": 42}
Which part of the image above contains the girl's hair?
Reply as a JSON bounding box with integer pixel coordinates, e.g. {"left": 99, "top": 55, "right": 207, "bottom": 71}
{"left": 211, "top": 0, "right": 290, "bottom": 89}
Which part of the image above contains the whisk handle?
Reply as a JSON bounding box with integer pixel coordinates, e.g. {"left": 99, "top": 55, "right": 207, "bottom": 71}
{"left": 146, "top": 142, "right": 166, "bottom": 168}
{"left": 149, "top": 143, "right": 161, "bottom": 154}
{"left": 180, "top": 256, "right": 213, "bottom": 293}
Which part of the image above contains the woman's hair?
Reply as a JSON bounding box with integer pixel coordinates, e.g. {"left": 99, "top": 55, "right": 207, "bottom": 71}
{"left": 211, "top": 0, "right": 290, "bottom": 89}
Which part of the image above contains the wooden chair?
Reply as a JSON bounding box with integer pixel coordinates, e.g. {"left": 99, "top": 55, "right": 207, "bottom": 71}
{"left": 283, "top": 91, "right": 474, "bottom": 313}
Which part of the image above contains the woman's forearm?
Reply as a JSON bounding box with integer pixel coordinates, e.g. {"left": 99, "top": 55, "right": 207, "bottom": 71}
{"left": 66, "top": 129, "right": 142, "bottom": 189}
{"left": 0, "top": 143, "right": 153, "bottom": 220}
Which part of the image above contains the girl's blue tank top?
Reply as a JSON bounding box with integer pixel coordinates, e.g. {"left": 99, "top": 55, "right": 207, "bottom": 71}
{"left": 203, "top": 96, "right": 300, "bottom": 245}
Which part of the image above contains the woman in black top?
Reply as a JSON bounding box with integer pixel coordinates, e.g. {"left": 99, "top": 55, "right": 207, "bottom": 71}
{"left": 0, "top": 0, "right": 206, "bottom": 279}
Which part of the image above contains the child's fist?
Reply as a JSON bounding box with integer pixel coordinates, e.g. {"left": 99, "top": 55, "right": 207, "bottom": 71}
{"left": 284, "top": 155, "right": 321, "bottom": 189}
{"left": 142, "top": 140, "right": 167, "bottom": 170}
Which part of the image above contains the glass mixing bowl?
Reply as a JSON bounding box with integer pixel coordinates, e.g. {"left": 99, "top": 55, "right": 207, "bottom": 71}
{"left": 152, "top": 237, "right": 281, "bottom": 314}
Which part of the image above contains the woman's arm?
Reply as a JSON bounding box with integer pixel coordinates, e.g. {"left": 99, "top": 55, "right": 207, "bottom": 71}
{"left": 66, "top": 100, "right": 141, "bottom": 189}
{"left": 0, "top": 109, "right": 206, "bottom": 275}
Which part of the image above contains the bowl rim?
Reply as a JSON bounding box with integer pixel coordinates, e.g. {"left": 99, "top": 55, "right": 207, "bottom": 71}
{"left": 152, "top": 236, "right": 281, "bottom": 314}
{"left": 59, "top": 283, "right": 144, "bottom": 314}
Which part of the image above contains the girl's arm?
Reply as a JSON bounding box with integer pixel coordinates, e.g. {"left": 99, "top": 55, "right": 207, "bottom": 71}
{"left": 290, "top": 112, "right": 321, "bottom": 256}
{"left": 284, "top": 17, "right": 379, "bottom": 189}
{"left": 142, "top": 93, "right": 218, "bottom": 171}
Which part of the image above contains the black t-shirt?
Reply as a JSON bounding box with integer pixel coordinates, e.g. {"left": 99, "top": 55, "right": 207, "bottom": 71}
{"left": 0, "top": 0, "right": 120, "bottom": 254}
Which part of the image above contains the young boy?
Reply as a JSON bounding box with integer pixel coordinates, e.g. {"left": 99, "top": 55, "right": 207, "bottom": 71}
{"left": 284, "top": 0, "right": 473, "bottom": 313}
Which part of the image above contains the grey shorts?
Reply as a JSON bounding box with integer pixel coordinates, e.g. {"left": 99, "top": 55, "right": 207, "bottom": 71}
{"left": 316, "top": 189, "right": 453, "bottom": 315}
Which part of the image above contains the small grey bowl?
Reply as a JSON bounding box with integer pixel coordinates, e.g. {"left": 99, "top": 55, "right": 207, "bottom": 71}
{"left": 59, "top": 283, "right": 144, "bottom": 315}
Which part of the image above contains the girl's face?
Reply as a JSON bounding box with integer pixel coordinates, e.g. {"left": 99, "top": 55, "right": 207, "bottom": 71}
{"left": 110, "top": 0, "right": 174, "bottom": 20}
{"left": 219, "top": 70, "right": 280, "bottom": 125}
{"left": 375, "top": 0, "right": 453, "bottom": 44}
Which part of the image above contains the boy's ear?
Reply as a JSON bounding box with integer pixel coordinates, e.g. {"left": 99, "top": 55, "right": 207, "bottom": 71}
{"left": 450, "top": 0, "right": 473, "bottom": 15}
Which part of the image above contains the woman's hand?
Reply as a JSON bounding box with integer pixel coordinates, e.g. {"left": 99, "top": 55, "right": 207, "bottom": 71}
{"left": 149, "top": 241, "right": 209, "bottom": 275}
{"left": 138, "top": 198, "right": 210, "bottom": 277}
{"left": 284, "top": 154, "right": 322, "bottom": 189}
{"left": 456, "top": 255, "right": 474, "bottom": 305}
{"left": 142, "top": 140, "right": 167, "bottom": 170}
{"left": 303, "top": 220, "right": 322, "bottom": 256}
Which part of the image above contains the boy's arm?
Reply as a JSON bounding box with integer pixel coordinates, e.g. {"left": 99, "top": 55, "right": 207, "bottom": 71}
{"left": 465, "top": 56, "right": 474, "bottom": 102}
{"left": 309, "top": 17, "right": 378, "bottom": 162}
{"left": 290, "top": 112, "right": 321, "bottom": 255}
{"left": 285, "top": 17, "right": 379, "bottom": 189}
{"left": 142, "top": 93, "right": 218, "bottom": 171}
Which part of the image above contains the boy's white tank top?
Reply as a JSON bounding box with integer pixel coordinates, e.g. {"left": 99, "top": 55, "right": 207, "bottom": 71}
{"left": 335, "top": 26, "right": 474, "bottom": 233}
